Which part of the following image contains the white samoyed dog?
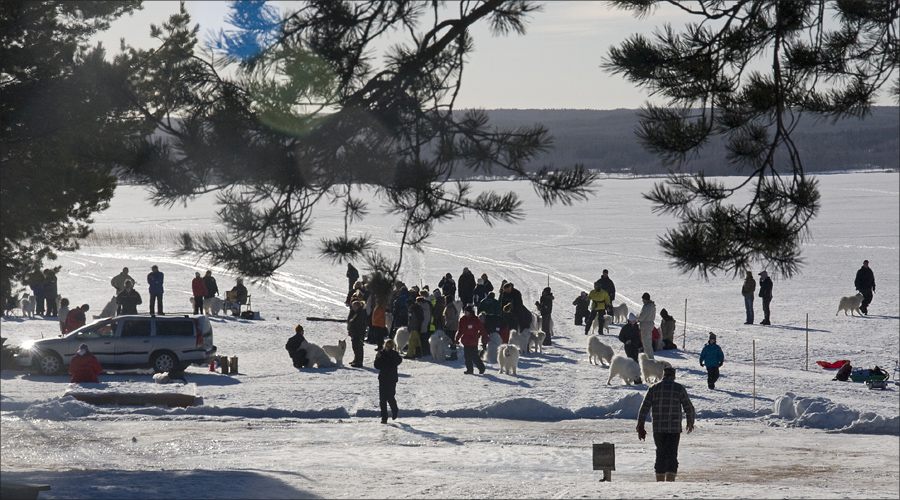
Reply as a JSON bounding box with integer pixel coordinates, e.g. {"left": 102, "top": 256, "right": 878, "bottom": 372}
{"left": 303, "top": 341, "right": 336, "bottom": 368}
{"left": 17, "top": 294, "right": 35, "bottom": 318}
{"left": 587, "top": 335, "right": 614, "bottom": 366}
{"left": 393, "top": 326, "right": 411, "bottom": 355}
{"left": 482, "top": 331, "right": 502, "bottom": 362}
{"left": 322, "top": 339, "right": 347, "bottom": 367}
{"left": 508, "top": 329, "right": 531, "bottom": 354}
{"left": 204, "top": 296, "right": 224, "bottom": 316}
{"left": 607, "top": 355, "right": 642, "bottom": 385}
{"left": 498, "top": 344, "right": 520, "bottom": 375}
{"left": 612, "top": 303, "right": 629, "bottom": 324}
{"left": 639, "top": 352, "right": 672, "bottom": 383}
{"left": 429, "top": 331, "right": 451, "bottom": 363}
{"left": 94, "top": 296, "right": 117, "bottom": 319}
{"left": 527, "top": 330, "right": 546, "bottom": 353}
{"left": 590, "top": 314, "right": 612, "bottom": 334}
{"left": 836, "top": 293, "right": 864, "bottom": 316}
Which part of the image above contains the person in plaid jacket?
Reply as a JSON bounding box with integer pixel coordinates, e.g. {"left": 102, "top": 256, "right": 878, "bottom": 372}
{"left": 636, "top": 366, "right": 695, "bottom": 482}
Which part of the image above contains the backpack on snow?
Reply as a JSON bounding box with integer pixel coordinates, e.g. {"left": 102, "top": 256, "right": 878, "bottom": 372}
{"left": 833, "top": 363, "right": 853, "bottom": 381}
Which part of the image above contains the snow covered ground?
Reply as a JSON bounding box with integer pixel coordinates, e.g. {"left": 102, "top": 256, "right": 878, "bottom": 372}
{"left": 2, "top": 171, "right": 898, "bottom": 499}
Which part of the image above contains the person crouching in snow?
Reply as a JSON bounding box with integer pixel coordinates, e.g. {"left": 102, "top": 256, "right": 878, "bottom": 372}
{"left": 69, "top": 343, "right": 103, "bottom": 383}
{"left": 699, "top": 332, "right": 725, "bottom": 389}
{"left": 285, "top": 324, "right": 309, "bottom": 369}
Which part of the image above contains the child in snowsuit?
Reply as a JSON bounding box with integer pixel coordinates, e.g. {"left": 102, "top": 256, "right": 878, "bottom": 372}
{"left": 699, "top": 332, "right": 725, "bottom": 389}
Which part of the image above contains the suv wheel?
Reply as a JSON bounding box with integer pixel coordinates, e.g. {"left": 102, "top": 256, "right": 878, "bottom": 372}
{"left": 151, "top": 350, "right": 179, "bottom": 373}
{"left": 35, "top": 351, "right": 63, "bottom": 375}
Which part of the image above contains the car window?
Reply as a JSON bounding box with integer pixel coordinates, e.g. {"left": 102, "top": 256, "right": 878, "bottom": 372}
{"left": 155, "top": 320, "right": 194, "bottom": 336}
{"left": 121, "top": 320, "right": 151, "bottom": 337}
{"left": 78, "top": 320, "right": 118, "bottom": 338}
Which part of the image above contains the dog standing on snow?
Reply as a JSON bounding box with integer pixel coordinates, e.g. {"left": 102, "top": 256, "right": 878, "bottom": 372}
{"left": 611, "top": 303, "right": 628, "bottom": 324}
{"left": 607, "top": 355, "right": 642, "bottom": 385}
{"left": 17, "top": 294, "right": 36, "bottom": 318}
{"left": 591, "top": 314, "right": 612, "bottom": 334}
{"left": 322, "top": 339, "right": 347, "bottom": 367}
{"left": 429, "top": 331, "right": 451, "bottom": 362}
{"left": 587, "top": 335, "right": 614, "bottom": 366}
{"left": 498, "top": 344, "right": 520, "bottom": 375}
{"left": 508, "top": 329, "right": 530, "bottom": 354}
{"left": 393, "top": 326, "right": 411, "bottom": 355}
{"left": 639, "top": 352, "right": 672, "bottom": 383}
{"left": 528, "top": 330, "right": 546, "bottom": 353}
{"left": 482, "top": 331, "right": 502, "bottom": 363}
{"left": 93, "top": 296, "right": 117, "bottom": 319}
{"left": 836, "top": 293, "right": 864, "bottom": 316}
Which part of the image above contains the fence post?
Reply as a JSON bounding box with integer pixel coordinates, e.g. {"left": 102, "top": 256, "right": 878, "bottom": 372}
{"left": 753, "top": 339, "right": 757, "bottom": 410}
{"left": 682, "top": 298, "right": 687, "bottom": 350}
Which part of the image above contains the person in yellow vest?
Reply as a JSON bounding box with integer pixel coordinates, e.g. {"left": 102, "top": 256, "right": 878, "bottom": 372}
{"left": 585, "top": 280, "right": 610, "bottom": 335}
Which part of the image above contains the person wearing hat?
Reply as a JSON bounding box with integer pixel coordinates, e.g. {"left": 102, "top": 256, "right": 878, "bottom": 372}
{"left": 854, "top": 260, "right": 876, "bottom": 315}
{"left": 110, "top": 266, "right": 134, "bottom": 314}
{"left": 535, "top": 286, "right": 554, "bottom": 346}
{"left": 455, "top": 304, "right": 489, "bottom": 374}
{"left": 659, "top": 308, "right": 677, "bottom": 350}
{"left": 116, "top": 279, "right": 142, "bottom": 315}
{"left": 69, "top": 343, "right": 103, "bottom": 383}
{"left": 65, "top": 304, "right": 89, "bottom": 333}
{"left": 618, "top": 312, "right": 642, "bottom": 361}
{"left": 741, "top": 271, "right": 756, "bottom": 325}
{"left": 636, "top": 366, "right": 695, "bottom": 482}
{"left": 439, "top": 272, "right": 457, "bottom": 302}
{"left": 758, "top": 271, "right": 773, "bottom": 325}
{"left": 191, "top": 272, "right": 207, "bottom": 315}
{"left": 572, "top": 291, "right": 590, "bottom": 326}
{"left": 699, "top": 332, "right": 725, "bottom": 389}
{"left": 147, "top": 265, "right": 165, "bottom": 316}
{"left": 473, "top": 278, "right": 488, "bottom": 304}
{"left": 285, "top": 324, "right": 309, "bottom": 368}
{"left": 597, "top": 269, "right": 616, "bottom": 315}
{"left": 585, "top": 281, "right": 611, "bottom": 336}
{"left": 638, "top": 292, "right": 657, "bottom": 359}
{"left": 457, "top": 267, "right": 477, "bottom": 307}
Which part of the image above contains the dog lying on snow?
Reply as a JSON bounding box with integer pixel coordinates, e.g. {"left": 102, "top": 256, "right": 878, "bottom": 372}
{"left": 836, "top": 293, "right": 864, "bottom": 317}
{"left": 587, "top": 335, "right": 614, "bottom": 366}
{"left": 639, "top": 352, "right": 672, "bottom": 383}
{"left": 607, "top": 355, "right": 642, "bottom": 385}
{"left": 498, "top": 344, "right": 520, "bottom": 375}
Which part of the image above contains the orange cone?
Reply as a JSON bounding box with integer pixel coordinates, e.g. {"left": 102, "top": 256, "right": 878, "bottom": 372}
{"left": 209, "top": 359, "right": 216, "bottom": 371}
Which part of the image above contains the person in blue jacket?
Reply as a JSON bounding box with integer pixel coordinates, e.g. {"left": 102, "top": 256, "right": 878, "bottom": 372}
{"left": 147, "top": 265, "right": 165, "bottom": 316}
{"left": 699, "top": 332, "right": 725, "bottom": 389}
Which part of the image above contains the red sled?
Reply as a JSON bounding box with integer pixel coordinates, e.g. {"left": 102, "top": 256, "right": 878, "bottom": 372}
{"left": 816, "top": 360, "right": 850, "bottom": 369}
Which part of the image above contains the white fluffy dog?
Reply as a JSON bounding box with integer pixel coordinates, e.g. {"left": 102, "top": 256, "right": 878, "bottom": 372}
{"left": 591, "top": 315, "right": 612, "bottom": 334}
{"left": 190, "top": 296, "right": 225, "bottom": 316}
{"left": 612, "top": 303, "right": 629, "bottom": 324}
{"left": 836, "top": 293, "right": 864, "bottom": 316}
{"left": 498, "top": 344, "right": 520, "bottom": 375}
{"left": 429, "top": 331, "right": 451, "bottom": 362}
{"left": 508, "top": 329, "right": 531, "bottom": 354}
{"left": 639, "top": 352, "right": 672, "bottom": 383}
{"left": 393, "top": 326, "right": 411, "bottom": 355}
{"left": 303, "top": 341, "right": 336, "bottom": 368}
{"left": 527, "top": 330, "right": 546, "bottom": 353}
{"left": 94, "top": 296, "right": 117, "bottom": 319}
{"left": 587, "top": 335, "right": 614, "bottom": 366}
{"left": 322, "top": 339, "right": 347, "bottom": 367}
{"left": 17, "top": 294, "right": 35, "bottom": 318}
{"left": 606, "top": 355, "right": 642, "bottom": 385}
{"left": 482, "top": 331, "right": 502, "bottom": 362}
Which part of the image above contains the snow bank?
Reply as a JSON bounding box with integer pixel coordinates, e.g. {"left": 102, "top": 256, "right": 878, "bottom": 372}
{"left": 771, "top": 392, "right": 900, "bottom": 436}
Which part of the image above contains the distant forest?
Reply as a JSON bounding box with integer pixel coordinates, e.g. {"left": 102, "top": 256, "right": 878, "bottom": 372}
{"left": 473, "top": 107, "right": 899, "bottom": 176}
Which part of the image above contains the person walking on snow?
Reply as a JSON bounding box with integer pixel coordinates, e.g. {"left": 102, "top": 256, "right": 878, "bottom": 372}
{"left": 374, "top": 338, "right": 403, "bottom": 424}
{"left": 455, "top": 305, "right": 488, "bottom": 375}
{"left": 699, "top": 332, "right": 725, "bottom": 389}
{"left": 637, "top": 366, "right": 695, "bottom": 482}
{"left": 638, "top": 292, "right": 657, "bottom": 359}
{"left": 854, "top": 260, "right": 876, "bottom": 315}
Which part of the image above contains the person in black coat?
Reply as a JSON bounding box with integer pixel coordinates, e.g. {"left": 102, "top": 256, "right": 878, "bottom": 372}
{"left": 597, "top": 269, "right": 616, "bottom": 313}
{"left": 536, "top": 287, "right": 554, "bottom": 345}
{"left": 203, "top": 270, "right": 219, "bottom": 299}
{"left": 42, "top": 269, "right": 58, "bottom": 317}
{"left": 285, "top": 324, "right": 309, "bottom": 368}
{"left": 457, "top": 267, "right": 476, "bottom": 306}
{"left": 374, "top": 338, "right": 403, "bottom": 423}
{"left": 347, "top": 300, "right": 368, "bottom": 367}
{"left": 618, "top": 313, "right": 642, "bottom": 362}
{"left": 758, "top": 270, "right": 773, "bottom": 325}
{"left": 854, "top": 259, "right": 876, "bottom": 315}
{"left": 116, "top": 280, "right": 142, "bottom": 315}
{"left": 572, "top": 291, "right": 590, "bottom": 326}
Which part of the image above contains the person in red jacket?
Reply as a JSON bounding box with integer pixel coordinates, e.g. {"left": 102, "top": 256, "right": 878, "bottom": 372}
{"left": 69, "top": 343, "right": 103, "bottom": 383}
{"left": 65, "top": 304, "right": 89, "bottom": 333}
{"left": 455, "top": 305, "right": 489, "bottom": 375}
{"left": 191, "top": 272, "right": 208, "bottom": 315}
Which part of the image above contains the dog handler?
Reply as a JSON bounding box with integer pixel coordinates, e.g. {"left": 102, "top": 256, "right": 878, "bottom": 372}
{"left": 636, "top": 366, "right": 695, "bottom": 482}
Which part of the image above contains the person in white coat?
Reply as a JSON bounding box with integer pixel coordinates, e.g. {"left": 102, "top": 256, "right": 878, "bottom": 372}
{"left": 638, "top": 292, "right": 657, "bottom": 359}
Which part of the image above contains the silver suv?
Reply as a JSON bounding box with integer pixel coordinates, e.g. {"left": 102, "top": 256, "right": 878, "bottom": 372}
{"left": 16, "top": 314, "right": 217, "bottom": 375}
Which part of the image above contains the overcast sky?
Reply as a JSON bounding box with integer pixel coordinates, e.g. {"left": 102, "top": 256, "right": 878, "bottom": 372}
{"left": 97, "top": 1, "right": 897, "bottom": 110}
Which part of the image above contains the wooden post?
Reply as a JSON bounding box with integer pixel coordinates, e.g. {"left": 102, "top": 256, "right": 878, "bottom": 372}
{"left": 220, "top": 355, "right": 229, "bottom": 374}
{"left": 753, "top": 339, "right": 757, "bottom": 410}
{"left": 805, "top": 313, "right": 809, "bottom": 371}
{"left": 592, "top": 442, "right": 616, "bottom": 482}
{"left": 682, "top": 298, "right": 687, "bottom": 350}
{"left": 230, "top": 356, "right": 239, "bottom": 374}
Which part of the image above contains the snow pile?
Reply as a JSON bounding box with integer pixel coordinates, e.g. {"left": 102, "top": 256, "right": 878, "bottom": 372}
{"left": 772, "top": 392, "right": 900, "bottom": 435}
{"left": 23, "top": 396, "right": 97, "bottom": 420}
